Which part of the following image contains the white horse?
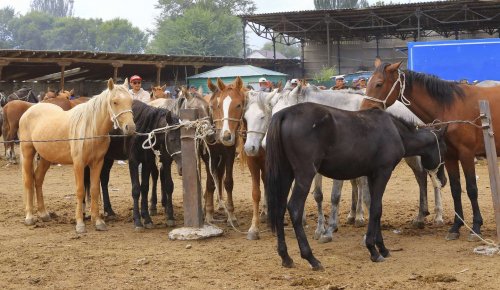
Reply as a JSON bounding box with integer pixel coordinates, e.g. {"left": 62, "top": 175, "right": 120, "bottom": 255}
{"left": 476, "top": 80, "right": 500, "bottom": 87}
{"left": 244, "top": 82, "right": 445, "bottom": 242}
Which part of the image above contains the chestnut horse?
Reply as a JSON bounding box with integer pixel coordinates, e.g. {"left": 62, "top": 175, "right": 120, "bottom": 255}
{"left": 204, "top": 77, "right": 245, "bottom": 224}
{"left": 18, "top": 79, "right": 135, "bottom": 233}
{"left": 2, "top": 90, "right": 77, "bottom": 163}
{"left": 361, "top": 60, "right": 500, "bottom": 241}
{"left": 151, "top": 84, "right": 171, "bottom": 100}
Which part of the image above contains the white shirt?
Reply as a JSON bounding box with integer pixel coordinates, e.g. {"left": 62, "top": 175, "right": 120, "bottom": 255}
{"left": 129, "top": 88, "right": 150, "bottom": 103}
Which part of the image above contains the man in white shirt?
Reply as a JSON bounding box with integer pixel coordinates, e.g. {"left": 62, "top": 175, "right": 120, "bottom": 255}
{"left": 129, "top": 75, "right": 150, "bottom": 103}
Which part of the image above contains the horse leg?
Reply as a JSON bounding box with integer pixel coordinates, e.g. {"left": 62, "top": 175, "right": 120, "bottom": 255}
{"left": 247, "top": 156, "right": 263, "bottom": 240}
{"left": 432, "top": 179, "right": 444, "bottom": 226}
{"left": 318, "top": 178, "right": 342, "bottom": 243}
{"left": 354, "top": 177, "right": 367, "bottom": 227}
{"left": 289, "top": 172, "right": 323, "bottom": 271}
{"left": 346, "top": 179, "right": 357, "bottom": 224}
{"left": 203, "top": 154, "right": 216, "bottom": 224}
{"left": 366, "top": 169, "right": 392, "bottom": 262}
{"left": 224, "top": 149, "right": 238, "bottom": 226}
{"left": 461, "top": 155, "right": 483, "bottom": 241}
{"left": 149, "top": 165, "right": 159, "bottom": 216}
{"left": 34, "top": 157, "right": 51, "bottom": 222}
{"left": 140, "top": 162, "right": 153, "bottom": 229}
{"left": 89, "top": 160, "right": 106, "bottom": 231}
{"left": 312, "top": 174, "right": 326, "bottom": 240}
{"left": 21, "top": 145, "right": 36, "bottom": 225}
{"left": 405, "top": 156, "right": 429, "bottom": 229}
{"left": 129, "top": 159, "right": 144, "bottom": 230}
{"left": 160, "top": 161, "right": 175, "bottom": 227}
{"left": 445, "top": 158, "right": 463, "bottom": 240}
{"left": 100, "top": 158, "right": 116, "bottom": 218}
{"left": 73, "top": 164, "right": 87, "bottom": 233}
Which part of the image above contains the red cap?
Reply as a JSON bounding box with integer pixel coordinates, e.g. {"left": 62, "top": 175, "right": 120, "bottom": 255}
{"left": 130, "top": 75, "right": 142, "bottom": 82}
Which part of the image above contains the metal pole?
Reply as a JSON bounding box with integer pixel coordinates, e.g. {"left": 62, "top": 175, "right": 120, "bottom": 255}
{"left": 242, "top": 19, "right": 247, "bottom": 60}
{"left": 479, "top": 100, "right": 500, "bottom": 243}
{"left": 272, "top": 35, "right": 277, "bottom": 71}
{"left": 326, "top": 20, "right": 331, "bottom": 67}
{"left": 180, "top": 108, "right": 204, "bottom": 228}
{"left": 337, "top": 39, "right": 341, "bottom": 74}
{"left": 301, "top": 39, "right": 305, "bottom": 79}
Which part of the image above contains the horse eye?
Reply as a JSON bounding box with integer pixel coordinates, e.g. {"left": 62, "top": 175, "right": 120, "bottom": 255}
{"left": 260, "top": 116, "right": 265, "bottom": 120}
{"left": 376, "top": 83, "right": 383, "bottom": 88}
{"left": 113, "top": 101, "right": 117, "bottom": 105}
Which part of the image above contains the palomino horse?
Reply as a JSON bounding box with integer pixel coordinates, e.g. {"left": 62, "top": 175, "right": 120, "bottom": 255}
{"left": 204, "top": 77, "right": 245, "bottom": 224}
{"left": 266, "top": 103, "right": 447, "bottom": 269}
{"left": 1, "top": 87, "right": 39, "bottom": 107}
{"left": 18, "top": 79, "right": 135, "bottom": 233}
{"left": 2, "top": 90, "right": 77, "bottom": 163}
{"left": 150, "top": 84, "right": 172, "bottom": 100}
{"left": 361, "top": 60, "right": 500, "bottom": 241}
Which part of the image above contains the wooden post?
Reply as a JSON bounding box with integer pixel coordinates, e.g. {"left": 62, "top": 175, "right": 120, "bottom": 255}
{"left": 111, "top": 62, "right": 123, "bottom": 82}
{"left": 180, "top": 108, "right": 203, "bottom": 228}
{"left": 479, "top": 100, "right": 500, "bottom": 243}
{"left": 155, "top": 63, "right": 165, "bottom": 86}
{"left": 57, "top": 61, "right": 71, "bottom": 91}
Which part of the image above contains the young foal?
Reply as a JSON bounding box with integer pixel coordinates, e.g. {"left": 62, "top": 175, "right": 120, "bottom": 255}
{"left": 266, "top": 103, "right": 447, "bottom": 270}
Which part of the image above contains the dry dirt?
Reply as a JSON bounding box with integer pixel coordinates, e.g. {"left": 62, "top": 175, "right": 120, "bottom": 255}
{"left": 1, "top": 147, "right": 500, "bottom": 289}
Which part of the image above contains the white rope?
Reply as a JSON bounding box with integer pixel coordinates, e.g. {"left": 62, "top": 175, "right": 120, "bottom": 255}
{"left": 363, "top": 69, "right": 407, "bottom": 109}
{"left": 453, "top": 212, "right": 499, "bottom": 256}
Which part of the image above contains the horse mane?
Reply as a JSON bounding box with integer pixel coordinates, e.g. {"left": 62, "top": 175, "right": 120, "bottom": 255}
{"left": 132, "top": 100, "right": 174, "bottom": 134}
{"left": 378, "top": 62, "right": 465, "bottom": 106}
{"left": 389, "top": 114, "right": 418, "bottom": 134}
{"left": 68, "top": 84, "right": 128, "bottom": 156}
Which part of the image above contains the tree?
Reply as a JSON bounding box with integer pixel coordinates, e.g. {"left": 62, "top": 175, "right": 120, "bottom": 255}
{"left": 314, "top": 0, "right": 369, "bottom": 9}
{"left": 155, "top": 0, "right": 256, "bottom": 19}
{"left": 45, "top": 17, "right": 102, "bottom": 51}
{"left": 30, "top": 0, "right": 74, "bottom": 17}
{"left": 148, "top": 4, "right": 242, "bottom": 56}
{"left": 9, "top": 11, "right": 54, "bottom": 50}
{"left": 95, "top": 19, "right": 148, "bottom": 53}
{"left": 0, "top": 7, "right": 15, "bottom": 48}
{"left": 262, "top": 38, "right": 300, "bottom": 59}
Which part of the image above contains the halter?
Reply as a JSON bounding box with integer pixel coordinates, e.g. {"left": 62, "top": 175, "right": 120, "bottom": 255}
{"left": 108, "top": 96, "right": 133, "bottom": 130}
{"left": 210, "top": 93, "right": 247, "bottom": 141}
{"left": 425, "top": 130, "right": 445, "bottom": 177}
{"left": 363, "top": 69, "right": 410, "bottom": 110}
{"left": 9, "top": 89, "right": 34, "bottom": 102}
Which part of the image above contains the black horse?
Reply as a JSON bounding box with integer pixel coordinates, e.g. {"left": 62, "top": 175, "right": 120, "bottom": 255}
{"left": 84, "top": 100, "right": 182, "bottom": 229}
{"left": 265, "top": 103, "right": 447, "bottom": 270}
{"left": 1, "top": 87, "right": 39, "bottom": 107}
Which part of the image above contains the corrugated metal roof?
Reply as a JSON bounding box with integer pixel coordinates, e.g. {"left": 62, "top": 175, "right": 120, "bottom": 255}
{"left": 187, "top": 65, "right": 287, "bottom": 79}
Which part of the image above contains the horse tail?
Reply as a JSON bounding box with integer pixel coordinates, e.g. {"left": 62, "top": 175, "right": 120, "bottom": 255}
{"left": 265, "top": 112, "right": 293, "bottom": 233}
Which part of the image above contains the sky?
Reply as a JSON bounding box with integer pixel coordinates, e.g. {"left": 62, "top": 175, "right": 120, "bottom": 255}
{"left": 0, "top": 0, "right": 446, "bottom": 49}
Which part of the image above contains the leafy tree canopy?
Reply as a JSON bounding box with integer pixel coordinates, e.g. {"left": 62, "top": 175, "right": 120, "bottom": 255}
{"left": 30, "top": 0, "right": 74, "bottom": 17}
{"left": 155, "top": 0, "right": 256, "bottom": 19}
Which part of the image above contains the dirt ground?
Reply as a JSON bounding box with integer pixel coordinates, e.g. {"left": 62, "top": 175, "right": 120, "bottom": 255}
{"left": 1, "top": 146, "right": 500, "bottom": 290}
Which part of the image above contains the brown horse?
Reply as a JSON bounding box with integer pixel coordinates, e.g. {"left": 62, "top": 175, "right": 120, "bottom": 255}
{"left": 151, "top": 84, "right": 172, "bottom": 100}
{"left": 203, "top": 77, "right": 245, "bottom": 224}
{"left": 2, "top": 91, "right": 77, "bottom": 163}
{"left": 1, "top": 87, "right": 39, "bottom": 107}
{"left": 19, "top": 79, "right": 135, "bottom": 233}
{"left": 360, "top": 59, "right": 500, "bottom": 241}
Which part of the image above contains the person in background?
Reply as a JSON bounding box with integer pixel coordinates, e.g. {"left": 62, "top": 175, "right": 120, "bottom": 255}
{"left": 188, "top": 85, "right": 199, "bottom": 96}
{"left": 258, "top": 77, "right": 271, "bottom": 92}
{"left": 165, "top": 89, "right": 172, "bottom": 99}
{"left": 331, "top": 76, "right": 346, "bottom": 90}
{"left": 129, "top": 75, "right": 150, "bottom": 103}
{"left": 357, "top": 77, "right": 367, "bottom": 89}
{"left": 290, "top": 78, "right": 299, "bottom": 88}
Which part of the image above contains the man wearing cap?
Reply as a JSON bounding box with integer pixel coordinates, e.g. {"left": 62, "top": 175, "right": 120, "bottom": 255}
{"left": 290, "top": 79, "right": 299, "bottom": 88}
{"left": 331, "top": 76, "right": 346, "bottom": 90}
{"left": 258, "top": 77, "right": 271, "bottom": 92}
{"left": 129, "top": 75, "right": 151, "bottom": 103}
{"left": 357, "top": 77, "right": 367, "bottom": 89}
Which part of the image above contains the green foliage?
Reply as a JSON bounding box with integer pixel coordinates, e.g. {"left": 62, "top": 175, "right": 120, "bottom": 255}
{"left": 155, "top": 0, "right": 256, "bottom": 19}
{"left": 1, "top": 11, "right": 147, "bottom": 53}
{"left": 312, "top": 66, "right": 337, "bottom": 83}
{"left": 30, "top": 0, "right": 74, "bottom": 17}
{"left": 261, "top": 39, "right": 300, "bottom": 59}
{"left": 148, "top": 3, "right": 243, "bottom": 56}
{"left": 314, "top": 0, "right": 368, "bottom": 9}
{"left": 0, "top": 7, "right": 15, "bottom": 48}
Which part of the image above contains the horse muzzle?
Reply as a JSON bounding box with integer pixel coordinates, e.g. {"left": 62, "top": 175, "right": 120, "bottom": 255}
{"left": 221, "top": 130, "right": 235, "bottom": 146}
{"left": 122, "top": 123, "right": 136, "bottom": 135}
{"left": 244, "top": 140, "right": 260, "bottom": 156}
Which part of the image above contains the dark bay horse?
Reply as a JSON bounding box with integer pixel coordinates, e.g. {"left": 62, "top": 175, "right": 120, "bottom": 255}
{"left": 204, "top": 77, "right": 246, "bottom": 225}
{"left": 360, "top": 60, "right": 500, "bottom": 241}
{"left": 266, "top": 103, "right": 447, "bottom": 270}
{"left": 1, "top": 87, "right": 38, "bottom": 107}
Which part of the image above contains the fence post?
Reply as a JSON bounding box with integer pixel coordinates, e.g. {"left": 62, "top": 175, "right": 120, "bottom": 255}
{"left": 479, "top": 100, "right": 500, "bottom": 243}
{"left": 179, "top": 108, "right": 203, "bottom": 228}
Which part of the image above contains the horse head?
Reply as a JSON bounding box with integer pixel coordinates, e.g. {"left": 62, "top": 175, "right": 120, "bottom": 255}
{"left": 361, "top": 59, "right": 405, "bottom": 110}
{"left": 108, "top": 78, "right": 136, "bottom": 135}
{"left": 152, "top": 84, "right": 167, "bottom": 99}
{"left": 244, "top": 89, "right": 277, "bottom": 156}
{"left": 209, "top": 76, "right": 245, "bottom": 146}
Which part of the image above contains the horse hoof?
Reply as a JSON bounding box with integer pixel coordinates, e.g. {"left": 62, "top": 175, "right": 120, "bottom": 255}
{"left": 134, "top": 226, "right": 145, "bottom": 232}
{"left": 76, "top": 224, "right": 86, "bottom": 234}
{"left": 311, "top": 263, "right": 324, "bottom": 271}
{"left": 282, "top": 259, "right": 295, "bottom": 268}
{"left": 346, "top": 216, "right": 355, "bottom": 225}
{"left": 467, "top": 233, "right": 482, "bottom": 242}
{"left": 318, "top": 235, "right": 333, "bottom": 244}
{"left": 95, "top": 223, "right": 108, "bottom": 231}
{"left": 411, "top": 220, "right": 425, "bottom": 229}
{"left": 354, "top": 219, "right": 365, "bottom": 227}
{"left": 434, "top": 219, "right": 445, "bottom": 227}
{"left": 246, "top": 231, "right": 260, "bottom": 240}
{"left": 371, "top": 255, "right": 385, "bottom": 262}
{"left": 313, "top": 231, "right": 322, "bottom": 240}
{"left": 445, "top": 232, "right": 460, "bottom": 241}
{"left": 149, "top": 208, "right": 158, "bottom": 216}
{"left": 25, "top": 218, "right": 36, "bottom": 226}
{"left": 380, "top": 250, "right": 391, "bottom": 258}
{"left": 144, "top": 223, "right": 154, "bottom": 229}
{"left": 105, "top": 214, "right": 117, "bottom": 222}
{"left": 40, "top": 214, "right": 51, "bottom": 222}
{"left": 166, "top": 220, "right": 175, "bottom": 227}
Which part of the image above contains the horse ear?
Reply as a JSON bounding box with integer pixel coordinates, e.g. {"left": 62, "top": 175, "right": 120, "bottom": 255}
{"left": 234, "top": 76, "right": 243, "bottom": 91}
{"left": 161, "top": 84, "right": 166, "bottom": 91}
{"left": 181, "top": 86, "right": 189, "bottom": 97}
{"left": 374, "top": 56, "right": 382, "bottom": 69}
{"left": 207, "top": 78, "right": 218, "bottom": 93}
{"left": 277, "top": 80, "right": 283, "bottom": 92}
{"left": 108, "top": 78, "right": 115, "bottom": 90}
{"left": 387, "top": 61, "right": 403, "bottom": 72}
{"left": 217, "top": 78, "right": 226, "bottom": 91}
{"left": 265, "top": 89, "right": 278, "bottom": 104}
{"left": 69, "top": 88, "right": 74, "bottom": 95}
{"left": 197, "top": 86, "right": 203, "bottom": 95}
